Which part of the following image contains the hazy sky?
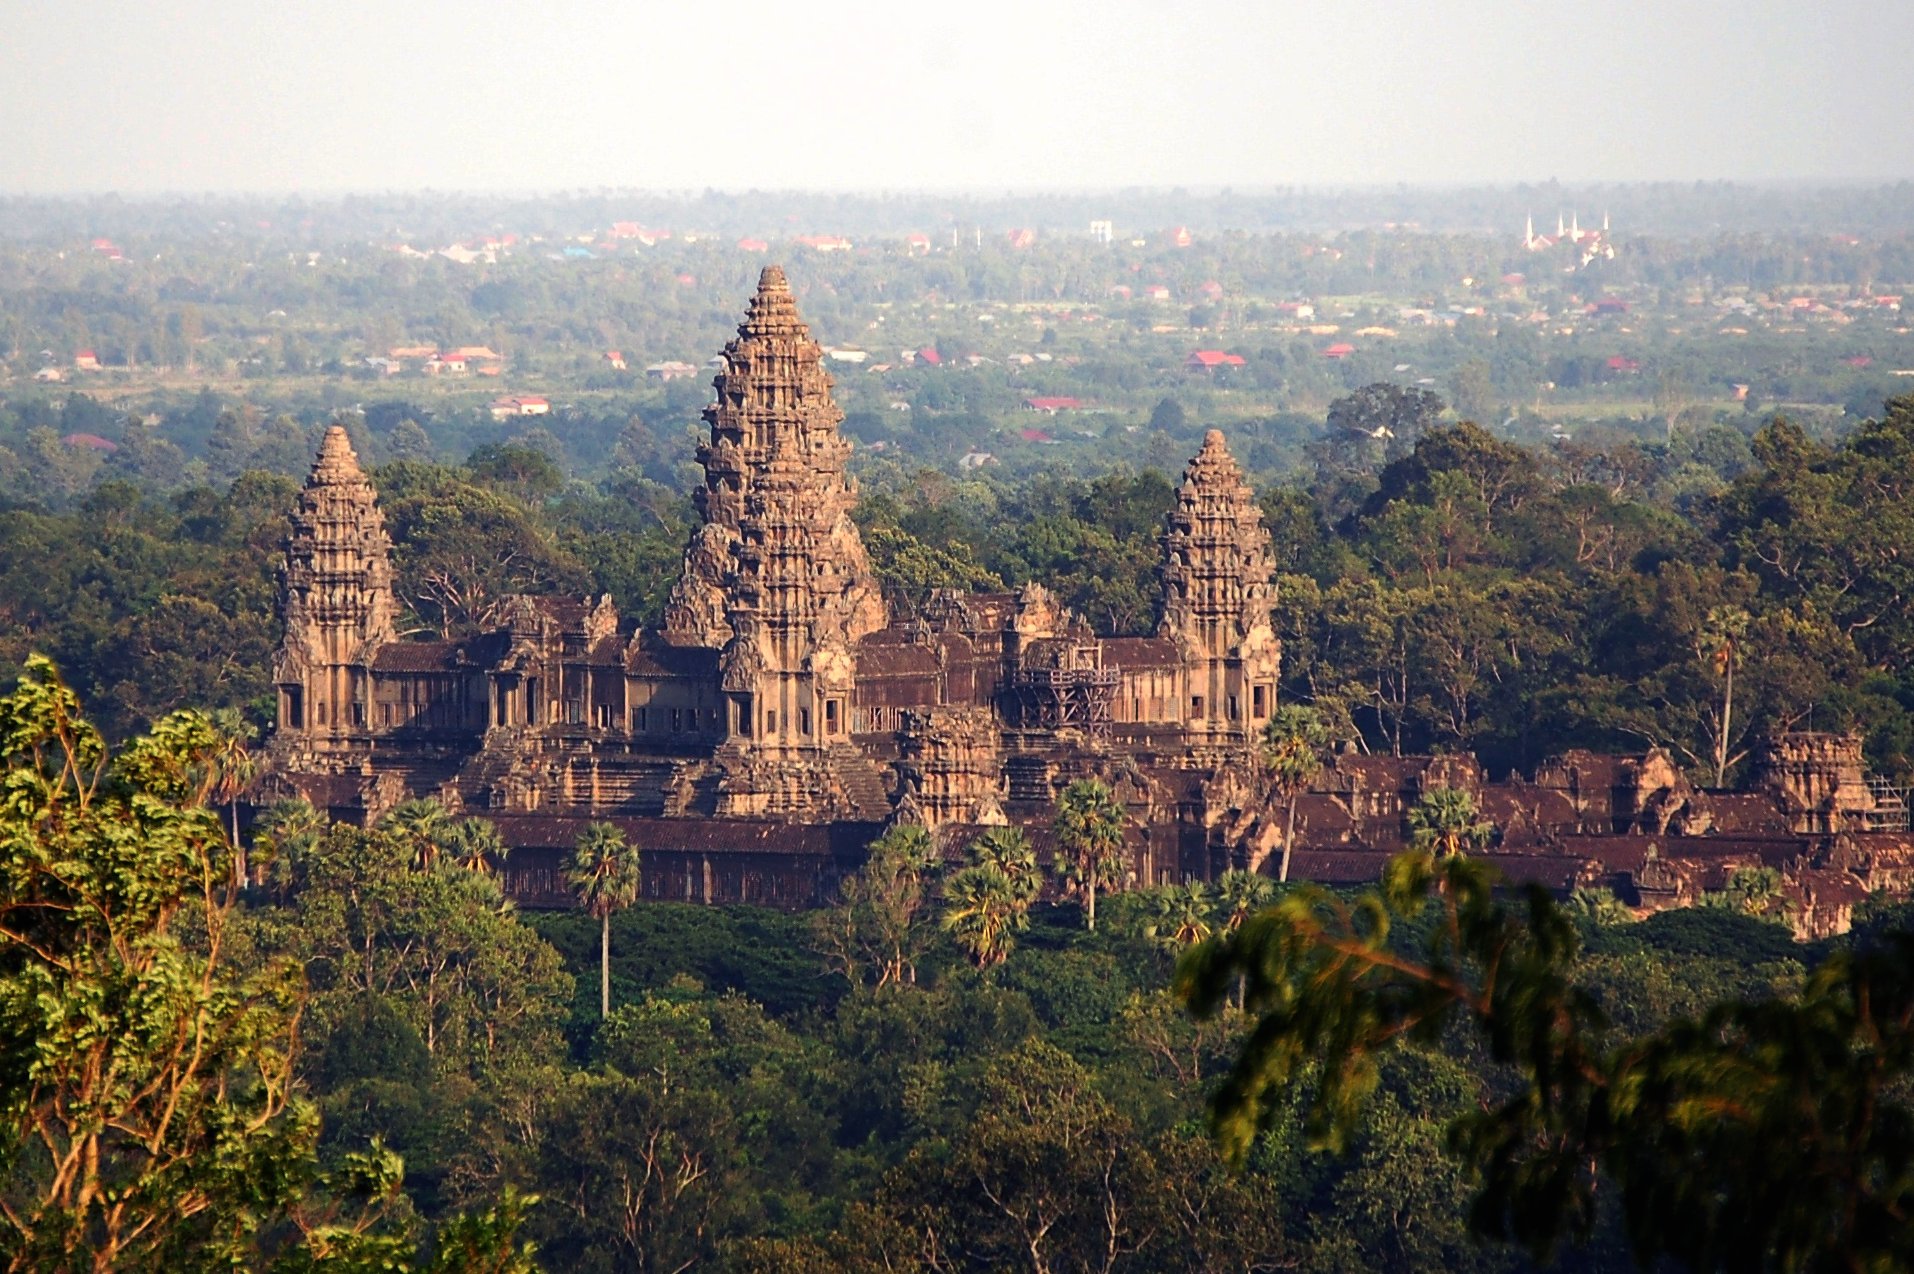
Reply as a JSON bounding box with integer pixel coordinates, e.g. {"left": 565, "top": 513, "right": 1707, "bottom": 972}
{"left": 4, "top": 0, "right": 1909, "bottom": 193}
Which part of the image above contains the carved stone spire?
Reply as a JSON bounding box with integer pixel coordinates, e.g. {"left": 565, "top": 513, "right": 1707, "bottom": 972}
{"left": 275, "top": 424, "right": 396, "bottom": 747}
{"left": 1159, "top": 429, "right": 1280, "bottom": 739}
{"left": 657, "top": 268, "right": 891, "bottom": 814}
{"left": 664, "top": 264, "right": 885, "bottom": 651}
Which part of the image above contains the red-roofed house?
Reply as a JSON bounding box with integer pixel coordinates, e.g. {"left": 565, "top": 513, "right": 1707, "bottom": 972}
{"left": 1143, "top": 285, "right": 1171, "bottom": 302}
{"left": 795, "top": 234, "right": 852, "bottom": 252}
{"left": 1022, "top": 396, "right": 1082, "bottom": 414}
{"left": 1171, "top": 226, "right": 1193, "bottom": 247}
{"left": 72, "top": 350, "right": 101, "bottom": 371}
{"left": 1321, "top": 343, "right": 1356, "bottom": 360}
{"left": 1198, "top": 280, "right": 1223, "bottom": 299}
{"left": 914, "top": 347, "right": 942, "bottom": 367}
{"left": 488, "top": 396, "right": 552, "bottom": 421}
{"left": 1606, "top": 355, "right": 1642, "bottom": 374}
{"left": 737, "top": 237, "right": 769, "bottom": 252}
{"left": 1007, "top": 228, "right": 1037, "bottom": 250}
{"left": 604, "top": 351, "right": 627, "bottom": 370}
{"left": 429, "top": 353, "right": 468, "bottom": 374}
{"left": 62, "top": 432, "right": 116, "bottom": 452}
{"left": 1185, "top": 350, "right": 1246, "bottom": 372}
{"left": 905, "top": 233, "right": 931, "bottom": 255}
{"left": 1019, "top": 427, "right": 1054, "bottom": 443}
{"left": 1844, "top": 355, "right": 1874, "bottom": 368}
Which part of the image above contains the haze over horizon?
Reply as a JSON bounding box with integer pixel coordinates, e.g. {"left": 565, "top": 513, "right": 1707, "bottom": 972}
{"left": 3, "top": 0, "right": 1911, "bottom": 196}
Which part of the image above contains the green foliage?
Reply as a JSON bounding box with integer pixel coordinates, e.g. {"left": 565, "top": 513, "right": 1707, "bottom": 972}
{"left": 1053, "top": 778, "right": 1127, "bottom": 931}
{"left": 1264, "top": 706, "right": 1328, "bottom": 882}
{"left": 814, "top": 823, "right": 940, "bottom": 988}
{"left": 1406, "top": 786, "right": 1495, "bottom": 856}
{"left": 1179, "top": 845, "right": 1914, "bottom": 1270}
{"left": 941, "top": 863, "right": 1029, "bottom": 968}
{"left": 0, "top": 657, "right": 309, "bottom": 1267}
{"left": 1141, "top": 880, "right": 1217, "bottom": 952}
{"left": 964, "top": 823, "right": 1042, "bottom": 904}
{"left": 0, "top": 657, "right": 540, "bottom": 1269}
{"left": 565, "top": 822, "right": 641, "bottom": 1017}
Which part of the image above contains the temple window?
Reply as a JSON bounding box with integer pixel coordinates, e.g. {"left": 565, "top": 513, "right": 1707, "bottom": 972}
{"left": 1253, "top": 685, "right": 1267, "bottom": 718}
{"left": 800, "top": 707, "right": 812, "bottom": 735}
{"left": 826, "top": 700, "right": 840, "bottom": 734}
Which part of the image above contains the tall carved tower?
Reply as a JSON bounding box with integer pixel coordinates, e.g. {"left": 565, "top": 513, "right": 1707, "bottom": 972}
{"left": 665, "top": 266, "right": 889, "bottom": 813}
{"left": 273, "top": 425, "right": 396, "bottom": 759}
{"left": 1159, "top": 429, "right": 1280, "bottom": 745}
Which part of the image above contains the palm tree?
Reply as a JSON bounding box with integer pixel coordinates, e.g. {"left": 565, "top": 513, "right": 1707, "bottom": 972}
{"left": 1143, "top": 881, "right": 1215, "bottom": 953}
{"left": 1263, "top": 706, "right": 1326, "bottom": 884}
{"left": 1215, "top": 868, "right": 1276, "bottom": 932}
{"left": 380, "top": 798, "right": 453, "bottom": 871}
{"left": 445, "top": 817, "right": 509, "bottom": 875}
{"left": 1212, "top": 867, "right": 1277, "bottom": 1009}
{"left": 256, "top": 797, "right": 326, "bottom": 900}
{"left": 206, "top": 708, "right": 259, "bottom": 885}
{"left": 941, "top": 863, "right": 1027, "bottom": 968}
{"left": 1053, "top": 779, "right": 1126, "bottom": 932}
{"left": 1700, "top": 604, "right": 1752, "bottom": 787}
{"left": 1567, "top": 887, "right": 1634, "bottom": 927}
{"left": 566, "top": 821, "right": 642, "bottom": 1017}
{"left": 966, "top": 825, "right": 1041, "bottom": 906}
{"left": 1407, "top": 787, "right": 1494, "bottom": 858}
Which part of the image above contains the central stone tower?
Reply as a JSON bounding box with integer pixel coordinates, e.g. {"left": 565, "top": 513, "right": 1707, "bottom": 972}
{"left": 665, "top": 265, "right": 889, "bottom": 815}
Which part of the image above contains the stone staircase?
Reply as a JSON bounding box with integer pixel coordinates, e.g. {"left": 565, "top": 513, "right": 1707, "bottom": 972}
{"left": 830, "top": 744, "right": 895, "bottom": 820}
{"left": 1006, "top": 754, "right": 1057, "bottom": 804}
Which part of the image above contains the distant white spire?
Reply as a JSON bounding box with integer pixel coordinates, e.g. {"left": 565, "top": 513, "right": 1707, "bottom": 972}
{"left": 1603, "top": 210, "right": 1610, "bottom": 232}
{"left": 1525, "top": 212, "right": 1535, "bottom": 248}
{"left": 1572, "top": 211, "right": 1581, "bottom": 239}
{"left": 1557, "top": 211, "right": 1565, "bottom": 238}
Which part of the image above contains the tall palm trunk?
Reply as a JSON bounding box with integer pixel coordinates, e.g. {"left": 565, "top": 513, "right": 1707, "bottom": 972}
{"left": 1715, "top": 655, "right": 1735, "bottom": 788}
{"left": 229, "top": 802, "right": 247, "bottom": 889}
{"left": 1279, "top": 793, "right": 1299, "bottom": 883}
{"left": 1086, "top": 877, "right": 1097, "bottom": 932}
{"left": 600, "top": 911, "right": 611, "bottom": 1018}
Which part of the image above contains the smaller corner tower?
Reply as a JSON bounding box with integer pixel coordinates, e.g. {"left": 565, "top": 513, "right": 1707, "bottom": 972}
{"left": 1159, "top": 429, "right": 1280, "bottom": 746}
{"left": 273, "top": 424, "right": 396, "bottom": 760}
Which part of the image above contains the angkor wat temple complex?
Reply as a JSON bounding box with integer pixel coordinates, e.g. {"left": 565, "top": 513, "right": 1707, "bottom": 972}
{"left": 257, "top": 267, "right": 1914, "bottom": 937}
